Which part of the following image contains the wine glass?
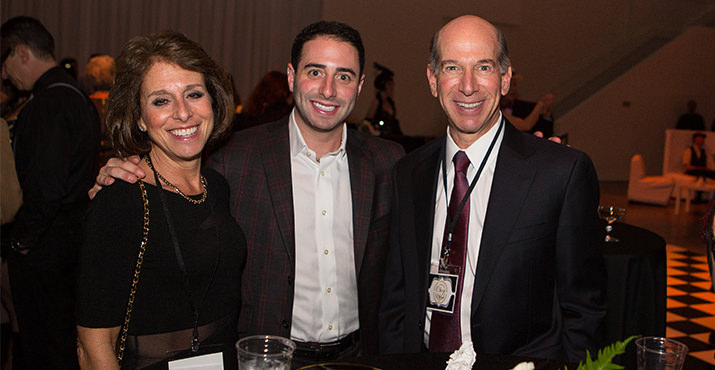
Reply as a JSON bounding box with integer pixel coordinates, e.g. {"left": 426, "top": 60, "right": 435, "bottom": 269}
{"left": 598, "top": 206, "right": 626, "bottom": 242}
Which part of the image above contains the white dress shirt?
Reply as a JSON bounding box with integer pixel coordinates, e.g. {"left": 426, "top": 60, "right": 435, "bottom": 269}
{"left": 425, "top": 114, "right": 505, "bottom": 346}
{"left": 288, "top": 110, "right": 359, "bottom": 343}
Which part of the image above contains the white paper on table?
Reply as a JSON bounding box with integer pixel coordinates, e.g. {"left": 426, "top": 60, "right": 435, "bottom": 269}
{"left": 511, "top": 361, "right": 535, "bottom": 370}
{"left": 168, "top": 352, "right": 224, "bottom": 370}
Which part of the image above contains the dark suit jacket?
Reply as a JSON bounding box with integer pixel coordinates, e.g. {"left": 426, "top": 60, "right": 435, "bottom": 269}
{"left": 208, "top": 116, "right": 404, "bottom": 354}
{"left": 378, "top": 120, "right": 606, "bottom": 362}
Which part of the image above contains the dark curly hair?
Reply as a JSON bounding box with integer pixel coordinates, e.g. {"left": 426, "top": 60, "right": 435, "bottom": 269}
{"left": 290, "top": 21, "right": 365, "bottom": 75}
{"left": 106, "top": 31, "right": 234, "bottom": 157}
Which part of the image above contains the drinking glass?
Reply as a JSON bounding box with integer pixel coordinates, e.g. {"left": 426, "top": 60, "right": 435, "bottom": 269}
{"left": 636, "top": 336, "right": 688, "bottom": 370}
{"left": 237, "top": 335, "right": 295, "bottom": 370}
{"left": 598, "top": 206, "right": 626, "bottom": 242}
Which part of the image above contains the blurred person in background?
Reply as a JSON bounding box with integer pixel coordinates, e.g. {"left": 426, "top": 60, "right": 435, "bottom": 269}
{"left": 500, "top": 72, "right": 555, "bottom": 137}
{"left": 1, "top": 115, "right": 22, "bottom": 370}
{"left": 232, "top": 70, "right": 292, "bottom": 131}
{"left": 683, "top": 132, "right": 715, "bottom": 180}
{"left": 85, "top": 54, "right": 117, "bottom": 163}
{"left": 364, "top": 62, "right": 401, "bottom": 137}
{"left": 676, "top": 99, "right": 705, "bottom": 130}
{"left": 1, "top": 15, "right": 100, "bottom": 369}
{"left": 1, "top": 79, "right": 29, "bottom": 139}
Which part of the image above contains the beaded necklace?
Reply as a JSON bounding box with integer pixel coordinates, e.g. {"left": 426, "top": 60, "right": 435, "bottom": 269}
{"left": 144, "top": 155, "right": 207, "bottom": 205}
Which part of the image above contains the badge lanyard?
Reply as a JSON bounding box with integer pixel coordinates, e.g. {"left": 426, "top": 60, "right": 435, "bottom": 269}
{"left": 438, "top": 121, "right": 503, "bottom": 272}
{"left": 152, "top": 168, "right": 220, "bottom": 353}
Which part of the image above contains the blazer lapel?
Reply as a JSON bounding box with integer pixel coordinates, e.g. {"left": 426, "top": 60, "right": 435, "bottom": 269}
{"left": 346, "top": 131, "right": 374, "bottom": 276}
{"left": 471, "top": 122, "right": 536, "bottom": 313}
{"left": 261, "top": 119, "right": 296, "bottom": 263}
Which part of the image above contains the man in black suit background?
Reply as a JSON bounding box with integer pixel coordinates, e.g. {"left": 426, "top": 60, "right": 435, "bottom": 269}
{"left": 378, "top": 15, "right": 606, "bottom": 363}
{"left": 1, "top": 16, "right": 100, "bottom": 368}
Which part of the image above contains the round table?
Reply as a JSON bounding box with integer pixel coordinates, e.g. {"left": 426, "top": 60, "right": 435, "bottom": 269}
{"left": 602, "top": 221, "right": 667, "bottom": 368}
{"left": 298, "top": 221, "right": 666, "bottom": 370}
{"left": 337, "top": 352, "right": 574, "bottom": 370}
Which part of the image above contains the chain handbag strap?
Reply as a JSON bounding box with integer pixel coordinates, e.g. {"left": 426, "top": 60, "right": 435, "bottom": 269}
{"left": 117, "top": 180, "right": 150, "bottom": 365}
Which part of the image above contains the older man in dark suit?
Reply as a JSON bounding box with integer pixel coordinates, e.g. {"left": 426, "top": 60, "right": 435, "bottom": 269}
{"left": 94, "top": 22, "right": 403, "bottom": 365}
{"left": 378, "top": 15, "right": 606, "bottom": 363}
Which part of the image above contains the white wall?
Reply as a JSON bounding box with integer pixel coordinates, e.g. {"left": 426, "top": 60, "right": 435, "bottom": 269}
{"left": 322, "top": 0, "right": 714, "bottom": 142}
{"left": 558, "top": 26, "right": 715, "bottom": 181}
{"left": 322, "top": 0, "right": 524, "bottom": 137}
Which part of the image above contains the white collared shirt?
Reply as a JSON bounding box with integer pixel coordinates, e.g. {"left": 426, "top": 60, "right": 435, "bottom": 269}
{"left": 425, "top": 114, "right": 505, "bottom": 346}
{"left": 288, "top": 110, "right": 359, "bottom": 343}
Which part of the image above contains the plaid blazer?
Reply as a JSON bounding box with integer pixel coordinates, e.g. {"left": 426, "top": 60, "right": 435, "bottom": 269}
{"left": 208, "top": 116, "right": 404, "bottom": 354}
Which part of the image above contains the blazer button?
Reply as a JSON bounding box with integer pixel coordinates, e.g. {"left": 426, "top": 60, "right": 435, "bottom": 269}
{"left": 418, "top": 321, "right": 423, "bottom": 329}
{"left": 287, "top": 276, "right": 293, "bottom": 285}
{"left": 282, "top": 319, "right": 289, "bottom": 328}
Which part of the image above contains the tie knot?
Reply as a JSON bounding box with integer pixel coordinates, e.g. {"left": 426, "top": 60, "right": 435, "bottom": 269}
{"left": 453, "top": 151, "right": 470, "bottom": 175}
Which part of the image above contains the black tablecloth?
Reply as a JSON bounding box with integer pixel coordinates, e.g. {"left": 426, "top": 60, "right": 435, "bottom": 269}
{"left": 293, "top": 221, "right": 666, "bottom": 370}
{"left": 602, "top": 221, "right": 667, "bottom": 368}
{"left": 328, "top": 352, "right": 573, "bottom": 370}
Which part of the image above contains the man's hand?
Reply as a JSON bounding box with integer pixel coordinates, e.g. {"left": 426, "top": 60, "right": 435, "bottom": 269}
{"left": 88, "top": 155, "right": 146, "bottom": 200}
{"left": 533, "top": 131, "right": 563, "bottom": 144}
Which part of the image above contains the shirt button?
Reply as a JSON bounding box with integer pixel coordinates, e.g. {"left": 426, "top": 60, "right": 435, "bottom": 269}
{"left": 328, "top": 325, "right": 333, "bottom": 330}
{"left": 320, "top": 171, "right": 325, "bottom": 176}
{"left": 307, "top": 152, "right": 311, "bottom": 157}
{"left": 326, "top": 288, "right": 331, "bottom": 294}
{"left": 321, "top": 210, "right": 327, "bottom": 216}
{"left": 324, "top": 249, "right": 329, "bottom": 255}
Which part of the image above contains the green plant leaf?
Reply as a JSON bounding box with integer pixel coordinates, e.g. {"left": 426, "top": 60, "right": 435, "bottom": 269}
{"left": 564, "top": 336, "right": 639, "bottom": 370}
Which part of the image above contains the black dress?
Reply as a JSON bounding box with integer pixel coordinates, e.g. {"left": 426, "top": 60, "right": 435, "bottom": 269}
{"left": 77, "top": 168, "right": 246, "bottom": 369}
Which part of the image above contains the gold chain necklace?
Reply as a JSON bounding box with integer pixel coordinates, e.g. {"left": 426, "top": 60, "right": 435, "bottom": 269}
{"left": 144, "top": 155, "right": 207, "bottom": 205}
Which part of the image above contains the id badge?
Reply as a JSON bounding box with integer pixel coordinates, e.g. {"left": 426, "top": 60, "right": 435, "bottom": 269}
{"left": 426, "top": 265, "right": 460, "bottom": 315}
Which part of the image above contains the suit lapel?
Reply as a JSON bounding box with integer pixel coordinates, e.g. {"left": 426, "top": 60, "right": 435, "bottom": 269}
{"left": 471, "top": 123, "right": 535, "bottom": 313}
{"left": 347, "top": 131, "right": 374, "bottom": 276}
{"left": 261, "top": 119, "right": 296, "bottom": 263}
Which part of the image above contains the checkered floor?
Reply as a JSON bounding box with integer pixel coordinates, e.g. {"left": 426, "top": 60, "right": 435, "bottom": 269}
{"left": 667, "top": 245, "right": 715, "bottom": 369}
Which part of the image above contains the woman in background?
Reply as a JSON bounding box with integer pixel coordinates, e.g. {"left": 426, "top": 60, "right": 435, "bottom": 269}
{"left": 232, "top": 70, "right": 292, "bottom": 131}
{"left": 365, "top": 62, "right": 401, "bottom": 137}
